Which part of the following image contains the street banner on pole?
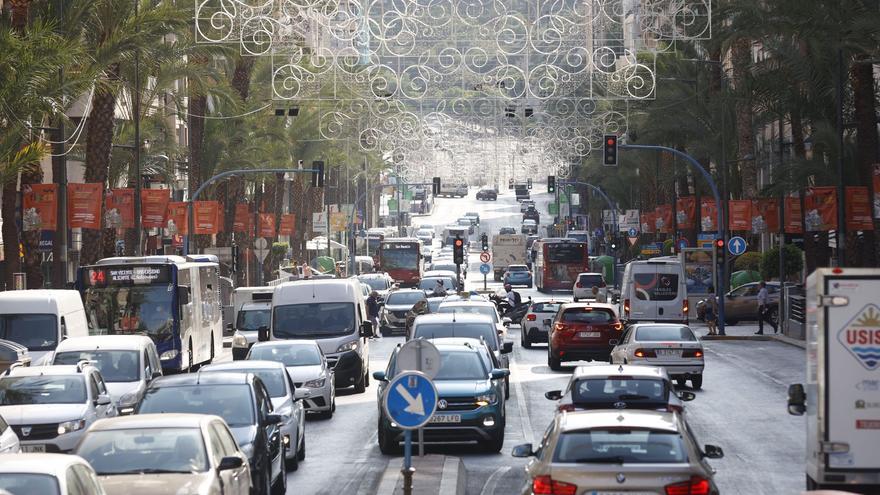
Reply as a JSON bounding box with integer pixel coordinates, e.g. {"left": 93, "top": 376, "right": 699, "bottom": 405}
{"left": 700, "top": 199, "right": 717, "bottom": 232}
{"left": 22, "top": 184, "right": 57, "bottom": 231}
{"left": 751, "top": 199, "right": 779, "bottom": 233}
{"left": 655, "top": 205, "right": 672, "bottom": 233}
{"left": 165, "top": 202, "right": 189, "bottom": 234}
{"left": 279, "top": 214, "right": 296, "bottom": 235}
{"left": 233, "top": 204, "right": 252, "bottom": 232}
{"left": 330, "top": 212, "right": 347, "bottom": 231}
{"left": 194, "top": 201, "right": 221, "bottom": 235}
{"left": 728, "top": 200, "right": 752, "bottom": 231}
{"left": 105, "top": 189, "right": 134, "bottom": 229}
{"left": 68, "top": 183, "right": 103, "bottom": 229}
{"left": 259, "top": 213, "right": 277, "bottom": 237}
{"left": 641, "top": 212, "right": 655, "bottom": 234}
{"left": 846, "top": 186, "right": 874, "bottom": 231}
{"left": 805, "top": 187, "right": 838, "bottom": 231}
{"left": 675, "top": 197, "right": 695, "bottom": 230}
{"left": 141, "top": 189, "right": 170, "bottom": 228}
{"left": 784, "top": 197, "right": 804, "bottom": 234}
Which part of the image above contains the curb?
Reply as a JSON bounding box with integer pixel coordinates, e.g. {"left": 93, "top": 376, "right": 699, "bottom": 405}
{"left": 701, "top": 334, "right": 807, "bottom": 349}
{"left": 376, "top": 455, "right": 466, "bottom": 495}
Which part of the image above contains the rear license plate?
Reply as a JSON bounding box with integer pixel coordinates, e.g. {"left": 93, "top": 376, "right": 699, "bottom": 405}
{"left": 577, "top": 331, "right": 601, "bottom": 338}
{"left": 22, "top": 445, "right": 46, "bottom": 453}
{"left": 591, "top": 492, "right": 656, "bottom": 495}
{"left": 656, "top": 349, "right": 682, "bottom": 358}
{"left": 429, "top": 414, "right": 461, "bottom": 424}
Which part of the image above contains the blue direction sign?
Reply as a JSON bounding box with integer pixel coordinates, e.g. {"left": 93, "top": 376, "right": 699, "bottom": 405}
{"left": 628, "top": 227, "right": 638, "bottom": 238}
{"left": 728, "top": 236, "right": 748, "bottom": 256}
{"left": 383, "top": 371, "right": 439, "bottom": 430}
{"left": 480, "top": 263, "right": 491, "bottom": 275}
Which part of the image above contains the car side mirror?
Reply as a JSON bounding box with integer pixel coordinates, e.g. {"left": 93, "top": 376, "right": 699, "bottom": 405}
{"left": 372, "top": 370, "right": 388, "bottom": 382}
{"left": 95, "top": 394, "right": 111, "bottom": 406}
{"left": 501, "top": 341, "right": 513, "bottom": 354}
{"left": 177, "top": 286, "right": 190, "bottom": 306}
{"left": 490, "top": 369, "right": 510, "bottom": 380}
{"left": 218, "top": 456, "right": 244, "bottom": 471}
{"left": 151, "top": 370, "right": 163, "bottom": 380}
{"left": 502, "top": 317, "right": 512, "bottom": 327}
{"left": 677, "top": 391, "right": 696, "bottom": 402}
{"left": 544, "top": 390, "right": 562, "bottom": 401}
{"left": 543, "top": 319, "right": 552, "bottom": 327}
{"left": 703, "top": 444, "right": 724, "bottom": 459}
{"left": 264, "top": 414, "right": 283, "bottom": 425}
{"left": 511, "top": 443, "right": 534, "bottom": 458}
{"left": 257, "top": 326, "right": 270, "bottom": 342}
{"left": 787, "top": 383, "right": 806, "bottom": 416}
{"left": 360, "top": 321, "right": 375, "bottom": 338}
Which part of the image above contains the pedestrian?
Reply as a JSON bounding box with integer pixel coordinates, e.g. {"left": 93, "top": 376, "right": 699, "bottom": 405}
{"left": 366, "top": 290, "right": 381, "bottom": 339}
{"left": 302, "top": 262, "right": 313, "bottom": 280}
{"left": 755, "top": 281, "right": 777, "bottom": 335}
{"left": 590, "top": 285, "right": 607, "bottom": 303}
{"left": 704, "top": 286, "right": 718, "bottom": 336}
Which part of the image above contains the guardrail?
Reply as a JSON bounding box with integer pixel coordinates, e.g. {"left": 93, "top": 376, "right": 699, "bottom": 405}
{"left": 782, "top": 285, "right": 806, "bottom": 340}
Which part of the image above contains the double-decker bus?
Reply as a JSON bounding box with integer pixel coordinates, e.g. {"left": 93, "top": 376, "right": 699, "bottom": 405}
{"left": 533, "top": 238, "right": 590, "bottom": 292}
{"left": 377, "top": 238, "right": 423, "bottom": 287}
{"left": 77, "top": 255, "right": 223, "bottom": 372}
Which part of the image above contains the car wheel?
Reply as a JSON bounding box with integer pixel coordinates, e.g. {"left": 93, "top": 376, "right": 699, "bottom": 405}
{"left": 522, "top": 329, "right": 532, "bottom": 349}
{"left": 548, "top": 350, "right": 562, "bottom": 371}
{"left": 285, "top": 443, "right": 299, "bottom": 471}
{"left": 354, "top": 371, "right": 367, "bottom": 393}
{"left": 297, "top": 435, "right": 306, "bottom": 461}
{"left": 691, "top": 375, "right": 703, "bottom": 390}
{"left": 378, "top": 421, "right": 400, "bottom": 455}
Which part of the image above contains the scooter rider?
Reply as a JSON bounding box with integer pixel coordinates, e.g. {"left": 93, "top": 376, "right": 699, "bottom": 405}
{"left": 503, "top": 283, "right": 522, "bottom": 316}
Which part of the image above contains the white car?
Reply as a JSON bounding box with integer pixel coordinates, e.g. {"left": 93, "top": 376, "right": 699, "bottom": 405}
{"left": 0, "top": 412, "right": 19, "bottom": 453}
{"left": 0, "top": 453, "right": 107, "bottom": 495}
{"left": 248, "top": 341, "right": 336, "bottom": 418}
{"left": 572, "top": 272, "right": 608, "bottom": 302}
{"left": 610, "top": 323, "right": 705, "bottom": 389}
{"left": 520, "top": 299, "right": 564, "bottom": 348}
{"left": 436, "top": 299, "right": 510, "bottom": 338}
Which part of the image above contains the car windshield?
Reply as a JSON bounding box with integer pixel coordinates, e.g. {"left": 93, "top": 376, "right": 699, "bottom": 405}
{"left": 206, "top": 367, "right": 286, "bottom": 397}
{"left": 249, "top": 344, "right": 322, "bottom": 367}
{"left": 273, "top": 302, "right": 355, "bottom": 338}
{"left": 54, "top": 350, "right": 140, "bottom": 383}
{"left": 548, "top": 244, "right": 586, "bottom": 263}
{"left": 418, "top": 278, "right": 455, "bottom": 291}
{"left": 0, "top": 314, "right": 57, "bottom": 352}
{"left": 138, "top": 384, "right": 255, "bottom": 427}
{"left": 437, "top": 305, "right": 498, "bottom": 323}
{"left": 635, "top": 326, "right": 697, "bottom": 342}
{"left": 237, "top": 308, "right": 270, "bottom": 332}
{"left": 555, "top": 429, "right": 688, "bottom": 464}
{"left": 431, "top": 263, "right": 457, "bottom": 272}
{"left": 0, "top": 474, "right": 60, "bottom": 495}
{"left": 387, "top": 292, "right": 426, "bottom": 306}
{"left": 562, "top": 309, "right": 615, "bottom": 324}
{"left": 77, "top": 427, "right": 208, "bottom": 475}
{"left": 412, "top": 323, "right": 497, "bottom": 350}
{"left": 571, "top": 378, "right": 668, "bottom": 405}
{"left": 359, "top": 277, "right": 388, "bottom": 290}
{"left": 532, "top": 303, "right": 562, "bottom": 313}
{"left": 0, "top": 376, "right": 86, "bottom": 405}
{"left": 633, "top": 273, "right": 680, "bottom": 301}
{"left": 83, "top": 285, "right": 174, "bottom": 343}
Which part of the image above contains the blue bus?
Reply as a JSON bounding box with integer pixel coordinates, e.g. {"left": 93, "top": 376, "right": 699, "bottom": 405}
{"left": 77, "top": 255, "right": 222, "bottom": 372}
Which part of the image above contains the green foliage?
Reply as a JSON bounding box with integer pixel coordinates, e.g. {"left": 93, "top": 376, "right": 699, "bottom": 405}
{"left": 760, "top": 244, "right": 804, "bottom": 281}
{"left": 734, "top": 252, "right": 762, "bottom": 272}
{"left": 271, "top": 242, "right": 289, "bottom": 258}
{"left": 662, "top": 239, "right": 674, "bottom": 255}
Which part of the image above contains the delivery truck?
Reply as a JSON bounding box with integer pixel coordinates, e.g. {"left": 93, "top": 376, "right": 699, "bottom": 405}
{"left": 491, "top": 234, "right": 527, "bottom": 281}
{"left": 787, "top": 268, "right": 880, "bottom": 491}
{"left": 229, "top": 286, "right": 273, "bottom": 360}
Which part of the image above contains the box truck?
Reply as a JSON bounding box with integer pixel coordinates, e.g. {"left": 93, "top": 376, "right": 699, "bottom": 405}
{"left": 491, "top": 234, "right": 527, "bottom": 281}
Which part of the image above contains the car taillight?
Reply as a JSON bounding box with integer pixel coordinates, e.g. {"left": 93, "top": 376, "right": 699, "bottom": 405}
{"left": 683, "top": 299, "right": 689, "bottom": 314}
{"left": 624, "top": 299, "right": 630, "bottom": 316}
{"left": 665, "top": 476, "right": 711, "bottom": 495}
{"left": 575, "top": 282, "right": 582, "bottom": 288}
{"left": 533, "top": 475, "right": 577, "bottom": 495}
{"left": 527, "top": 314, "right": 537, "bottom": 321}
{"left": 634, "top": 348, "right": 657, "bottom": 358}
{"left": 554, "top": 323, "right": 566, "bottom": 332}
{"left": 682, "top": 349, "right": 703, "bottom": 358}
{"left": 612, "top": 321, "right": 623, "bottom": 331}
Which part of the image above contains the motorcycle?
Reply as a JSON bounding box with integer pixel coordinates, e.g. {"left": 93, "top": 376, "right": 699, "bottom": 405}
{"left": 490, "top": 294, "right": 531, "bottom": 322}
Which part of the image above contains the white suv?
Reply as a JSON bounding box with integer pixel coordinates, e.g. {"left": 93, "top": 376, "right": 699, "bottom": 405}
{"left": 0, "top": 362, "right": 117, "bottom": 453}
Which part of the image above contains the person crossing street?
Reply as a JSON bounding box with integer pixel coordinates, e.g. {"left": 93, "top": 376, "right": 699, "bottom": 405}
{"left": 755, "top": 281, "right": 777, "bottom": 335}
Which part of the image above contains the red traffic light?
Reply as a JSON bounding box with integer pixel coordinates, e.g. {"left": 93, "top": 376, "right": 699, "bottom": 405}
{"left": 715, "top": 239, "right": 725, "bottom": 248}
{"left": 454, "top": 239, "right": 463, "bottom": 247}
{"left": 606, "top": 137, "right": 616, "bottom": 146}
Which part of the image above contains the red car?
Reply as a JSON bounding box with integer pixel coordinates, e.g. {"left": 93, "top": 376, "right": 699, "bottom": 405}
{"left": 546, "top": 303, "right": 623, "bottom": 371}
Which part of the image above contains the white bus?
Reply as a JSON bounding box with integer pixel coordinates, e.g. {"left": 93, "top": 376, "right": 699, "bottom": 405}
{"left": 77, "top": 255, "right": 223, "bottom": 373}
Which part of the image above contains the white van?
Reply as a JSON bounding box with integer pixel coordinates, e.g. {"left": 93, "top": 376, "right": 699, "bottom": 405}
{"left": 230, "top": 286, "right": 274, "bottom": 360}
{"left": 618, "top": 259, "right": 689, "bottom": 324}
{"left": 0, "top": 290, "right": 88, "bottom": 364}
{"left": 263, "top": 278, "right": 374, "bottom": 393}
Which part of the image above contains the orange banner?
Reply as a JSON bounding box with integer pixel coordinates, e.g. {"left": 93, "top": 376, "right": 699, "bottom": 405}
{"left": 655, "top": 205, "right": 672, "bottom": 233}
{"left": 874, "top": 164, "right": 880, "bottom": 219}
{"left": 846, "top": 186, "right": 874, "bottom": 231}
{"left": 700, "top": 199, "right": 717, "bottom": 232}
{"left": 105, "top": 189, "right": 134, "bottom": 229}
{"left": 675, "top": 197, "right": 695, "bottom": 230}
{"left": 728, "top": 200, "right": 752, "bottom": 231}
{"left": 641, "top": 212, "right": 655, "bottom": 234}
{"left": 805, "top": 187, "right": 838, "bottom": 231}
{"left": 279, "top": 214, "right": 296, "bottom": 236}
{"left": 751, "top": 199, "right": 779, "bottom": 233}
{"left": 22, "top": 184, "right": 57, "bottom": 231}
{"left": 165, "top": 202, "right": 188, "bottom": 234}
{"left": 259, "top": 213, "right": 276, "bottom": 238}
{"left": 233, "top": 204, "right": 252, "bottom": 232}
{"left": 141, "top": 189, "right": 170, "bottom": 228}
{"left": 784, "top": 197, "right": 803, "bottom": 233}
{"left": 68, "top": 183, "right": 103, "bottom": 229}
{"left": 194, "top": 201, "right": 221, "bottom": 235}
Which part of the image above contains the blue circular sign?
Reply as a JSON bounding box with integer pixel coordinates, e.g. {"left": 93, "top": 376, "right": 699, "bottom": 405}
{"left": 383, "top": 371, "right": 439, "bottom": 430}
{"left": 728, "top": 236, "right": 748, "bottom": 256}
{"left": 628, "top": 227, "right": 638, "bottom": 237}
{"left": 480, "top": 263, "right": 491, "bottom": 275}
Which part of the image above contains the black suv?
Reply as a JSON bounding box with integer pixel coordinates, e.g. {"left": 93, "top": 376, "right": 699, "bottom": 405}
{"left": 476, "top": 188, "right": 497, "bottom": 201}
{"left": 522, "top": 207, "right": 540, "bottom": 223}
{"left": 137, "top": 372, "right": 286, "bottom": 495}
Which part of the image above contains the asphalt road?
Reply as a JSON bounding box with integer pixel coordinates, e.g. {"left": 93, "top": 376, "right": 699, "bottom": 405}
{"left": 227, "top": 187, "right": 808, "bottom": 494}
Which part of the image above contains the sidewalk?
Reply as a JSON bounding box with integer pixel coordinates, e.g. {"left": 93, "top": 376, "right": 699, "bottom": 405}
{"left": 691, "top": 321, "right": 806, "bottom": 349}
{"left": 376, "top": 455, "right": 466, "bottom": 495}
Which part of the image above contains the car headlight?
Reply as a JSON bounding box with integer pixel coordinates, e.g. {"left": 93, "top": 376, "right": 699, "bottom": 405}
{"left": 232, "top": 332, "right": 248, "bottom": 348}
{"left": 336, "top": 341, "right": 358, "bottom": 353}
{"left": 57, "top": 419, "right": 86, "bottom": 435}
{"left": 159, "top": 349, "right": 179, "bottom": 360}
{"left": 117, "top": 393, "right": 138, "bottom": 414}
{"left": 303, "top": 377, "right": 325, "bottom": 388}
{"left": 475, "top": 393, "right": 498, "bottom": 406}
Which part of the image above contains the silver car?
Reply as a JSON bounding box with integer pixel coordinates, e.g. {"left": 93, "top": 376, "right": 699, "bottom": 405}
{"left": 610, "top": 323, "right": 706, "bottom": 389}
{"left": 0, "top": 412, "right": 20, "bottom": 453}
{"left": 201, "top": 360, "right": 306, "bottom": 470}
{"left": 512, "top": 410, "right": 724, "bottom": 495}
{"left": 0, "top": 453, "right": 107, "bottom": 495}
{"left": 247, "top": 341, "right": 336, "bottom": 418}
{"left": 520, "top": 300, "right": 564, "bottom": 348}
{"left": 381, "top": 289, "right": 426, "bottom": 336}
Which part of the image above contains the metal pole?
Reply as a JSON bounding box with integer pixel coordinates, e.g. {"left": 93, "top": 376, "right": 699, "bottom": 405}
{"left": 835, "top": 46, "right": 847, "bottom": 266}
{"left": 402, "top": 430, "right": 414, "bottom": 495}
{"left": 53, "top": 0, "right": 67, "bottom": 287}
{"left": 133, "top": 0, "right": 142, "bottom": 256}
{"left": 778, "top": 118, "right": 786, "bottom": 332}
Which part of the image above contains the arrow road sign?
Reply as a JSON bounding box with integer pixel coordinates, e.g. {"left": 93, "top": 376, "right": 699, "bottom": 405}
{"left": 479, "top": 252, "right": 491, "bottom": 263}
{"left": 728, "top": 236, "right": 748, "bottom": 256}
{"left": 383, "top": 371, "right": 439, "bottom": 430}
{"left": 628, "top": 227, "right": 638, "bottom": 237}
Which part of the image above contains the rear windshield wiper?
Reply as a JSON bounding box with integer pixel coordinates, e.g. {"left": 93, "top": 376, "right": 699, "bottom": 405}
{"left": 572, "top": 456, "right": 627, "bottom": 464}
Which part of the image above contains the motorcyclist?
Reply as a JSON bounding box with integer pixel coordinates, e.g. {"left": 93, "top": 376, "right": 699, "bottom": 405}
{"left": 502, "top": 283, "right": 522, "bottom": 316}
{"left": 430, "top": 279, "right": 448, "bottom": 297}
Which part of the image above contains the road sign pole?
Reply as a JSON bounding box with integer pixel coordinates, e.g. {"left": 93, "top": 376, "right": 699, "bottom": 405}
{"left": 483, "top": 273, "right": 487, "bottom": 291}
{"left": 403, "top": 429, "right": 413, "bottom": 495}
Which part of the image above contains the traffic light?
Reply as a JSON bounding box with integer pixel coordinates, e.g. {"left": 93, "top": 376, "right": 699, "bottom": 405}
{"left": 527, "top": 178, "right": 532, "bottom": 190}
{"left": 453, "top": 237, "right": 465, "bottom": 264}
{"left": 480, "top": 233, "right": 489, "bottom": 252}
{"left": 312, "top": 160, "right": 325, "bottom": 187}
{"left": 714, "top": 238, "right": 725, "bottom": 261}
{"left": 508, "top": 178, "right": 514, "bottom": 190}
{"left": 432, "top": 177, "right": 441, "bottom": 195}
{"left": 603, "top": 134, "right": 618, "bottom": 166}
{"left": 547, "top": 175, "right": 556, "bottom": 193}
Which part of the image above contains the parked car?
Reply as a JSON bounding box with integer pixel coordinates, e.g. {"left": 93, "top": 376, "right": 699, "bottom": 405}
{"left": 201, "top": 360, "right": 306, "bottom": 470}
{"left": 546, "top": 303, "right": 623, "bottom": 371}
{"left": 136, "top": 372, "right": 286, "bottom": 495}
{"left": 380, "top": 289, "right": 426, "bottom": 336}
{"left": 520, "top": 300, "right": 564, "bottom": 348}
{"left": 0, "top": 453, "right": 107, "bottom": 495}
{"left": 572, "top": 272, "right": 608, "bottom": 302}
{"left": 476, "top": 188, "right": 497, "bottom": 201}
{"left": 511, "top": 410, "right": 723, "bottom": 495}
{"left": 610, "top": 323, "right": 705, "bottom": 389}
{"left": 503, "top": 264, "right": 533, "bottom": 288}
{"left": 247, "top": 341, "right": 336, "bottom": 418}
{"left": 695, "top": 281, "right": 781, "bottom": 325}
{"left": 374, "top": 341, "right": 509, "bottom": 453}
{"left": 0, "top": 339, "right": 29, "bottom": 374}
{"left": 0, "top": 362, "right": 116, "bottom": 453}
{"left": 0, "top": 412, "right": 20, "bottom": 453}
{"left": 74, "top": 414, "right": 251, "bottom": 495}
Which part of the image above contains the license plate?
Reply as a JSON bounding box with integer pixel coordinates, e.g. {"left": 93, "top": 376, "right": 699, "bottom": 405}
{"left": 429, "top": 414, "right": 461, "bottom": 424}
{"left": 22, "top": 445, "right": 46, "bottom": 453}
{"left": 591, "top": 492, "right": 655, "bottom": 495}
{"left": 656, "top": 349, "right": 682, "bottom": 358}
{"left": 578, "top": 331, "right": 601, "bottom": 338}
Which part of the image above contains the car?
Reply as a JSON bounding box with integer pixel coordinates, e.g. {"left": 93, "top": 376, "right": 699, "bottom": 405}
{"left": 51, "top": 335, "right": 162, "bottom": 415}
{"left": 463, "top": 212, "right": 480, "bottom": 226}
{"left": 546, "top": 302, "right": 623, "bottom": 371}
{"left": 436, "top": 299, "right": 511, "bottom": 338}
{"left": 404, "top": 296, "right": 446, "bottom": 338}
{"left": 499, "top": 227, "right": 517, "bottom": 235}
{"left": 456, "top": 218, "right": 475, "bottom": 235}
{"left": 519, "top": 200, "right": 535, "bottom": 213}
{"left": 619, "top": 259, "right": 689, "bottom": 324}
{"left": 522, "top": 208, "right": 540, "bottom": 224}
{"left": 610, "top": 323, "right": 706, "bottom": 389}
{"left": 0, "top": 453, "right": 107, "bottom": 495}
{"left": 380, "top": 289, "right": 427, "bottom": 336}
{"left": 0, "top": 412, "right": 19, "bottom": 453}
{"left": 418, "top": 276, "right": 458, "bottom": 294}
{"left": 201, "top": 360, "right": 306, "bottom": 470}
{"left": 520, "top": 219, "right": 538, "bottom": 235}
{"left": 525, "top": 235, "right": 540, "bottom": 251}
{"left": 520, "top": 299, "right": 564, "bottom": 348}
{"left": 543, "top": 364, "right": 696, "bottom": 413}
{"left": 423, "top": 269, "right": 458, "bottom": 280}
{"left": 136, "top": 372, "right": 286, "bottom": 495}
{"left": 373, "top": 341, "right": 509, "bottom": 453}
{"left": 357, "top": 273, "right": 394, "bottom": 300}
{"left": 503, "top": 264, "right": 533, "bottom": 288}
{"left": 0, "top": 362, "right": 117, "bottom": 453}
{"left": 0, "top": 339, "right": 30, "bottom": 374}
{"left": 430, "top": 261, "right": 466, "bottom": 278}
{"left": 572, "top": 272, "right": 608, "bottom": 302}
{"left": 247, "top": 341, "right": 336, "bottom": 418}
{"left": 74, "top": 414, "right": 251, "bottom": 495}
{"left": 695, "top": 281, "right": 781, "bottom": 325}
{"left": 511, "top": 410, "right": 724, "bottom": 495}
{"left": 476, "top": 188, "right": 497, "bottom": 201}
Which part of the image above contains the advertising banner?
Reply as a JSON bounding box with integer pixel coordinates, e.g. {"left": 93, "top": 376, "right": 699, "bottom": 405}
{"left": 165, "top": 202, "right": 188, "bottom": 234}
{"left": 259, "top": 213, "right": 276, "bottom": 237}
{"left": 330, "top": 212, "right": 347, "bottom": 231}
{"left": 618, "top": 209, "right": 640, "bottom": 232}
{"left": 728, "top": 200, "right": 752, "bottom": 231}
{"left": 233, "top": 204, "right": 251, "bottom": 232}
{"left": 784, "top": 197, "right": 804, "bottom": 233}
{"left": 874, "top": 164, "right": 880, "bottom": 219}
{"left": 676, "top": 197, "right": 695, "bottom": 230}
{"left": 312, "top": 212, "right": 328, "bottom": 233}
{"left": 641, "top": 211, "right": 655, "bottom": 234}
{"left": 22, "top": 183, "right": 57, "bottom": 231}
{"left": 68, "top": 183, "right": 103, "bottom": 229}
{"left": 751, "top": 199, "right": 779, "bottom": 233}
{"left": 805, "top": 186, "right": 838, "bottom": 231}
{"left": 846, "top": 186, "right": 874, "bottom": 231}
{"left": 700, "top": 199, "right": 717, "bottom": 232}
{"left": 279, "top": 213, "right": 296, "bottom": 235}
{"left": 141, "top": 189, "right": 170, "bottom": 228}
{"left": 194, "top": 201, "right": 221, "bottom": 235}
{"left": 655, "top": 205, "right": 672, "bottom": 233}
{"left": 105, "top": 188, "right": 134, "bottom": 229}
{"left": 681, "top": 248, "right": 714, "bottom": 296}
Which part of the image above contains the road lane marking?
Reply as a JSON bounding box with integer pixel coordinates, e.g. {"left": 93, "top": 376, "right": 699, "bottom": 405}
{"left": 510, "top": 333, "right": 536, "bottom": 445}
{"left": 480, "top": 466, "right": 511, "bottom": 495}
{"left": 375, "top": 458, "right": 402, "bottom": 495}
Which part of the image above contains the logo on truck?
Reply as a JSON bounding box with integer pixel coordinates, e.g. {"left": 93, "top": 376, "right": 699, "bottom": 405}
{"left": 838, "top": 304, "right": 880, "bottom": 371}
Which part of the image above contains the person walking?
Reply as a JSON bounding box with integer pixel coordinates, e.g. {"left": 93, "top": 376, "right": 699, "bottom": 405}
{"left": 755, "top": 281, "right": 777, "bottom": 335}
{"left": 704, "top": 286, "right": 718, "bottom": 336}
{"left": 366, "top": 290, "right": 381, "bottom": 339}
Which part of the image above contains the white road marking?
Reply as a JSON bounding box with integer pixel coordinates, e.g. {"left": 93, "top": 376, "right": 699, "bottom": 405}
{"left": 480, "top": 466, "right": 511, "bottom": 495}
{"left": 510, "top": 337, "right": 536, "bottom": 445}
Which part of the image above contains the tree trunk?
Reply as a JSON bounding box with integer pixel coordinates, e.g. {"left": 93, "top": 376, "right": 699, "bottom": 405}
{"left": 731, "top": 37, "right": 758, "bottom": 198}
{"left": 851, "top": 56, "right": 879, "bottom": 267}
{"left": 1, "top": 180, "right": 21, "bottom": 289}
{"left": 188, "top": 89, "right": 208, "bottom": 250}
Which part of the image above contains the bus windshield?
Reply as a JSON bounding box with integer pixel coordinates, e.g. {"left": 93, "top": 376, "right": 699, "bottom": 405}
{"left": 83, "top": 285, "right": 175, "bottom": 343}
{"left": 547, "top": 244, "right": 586, "bottom": 263}
{"left": 381, "top": 247, "right": 419, "bottom": 270}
